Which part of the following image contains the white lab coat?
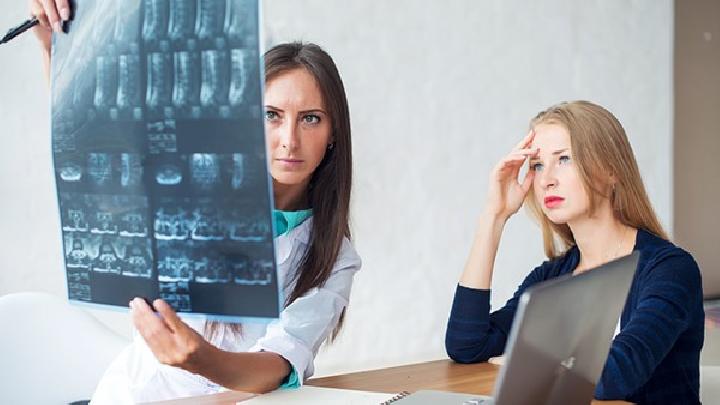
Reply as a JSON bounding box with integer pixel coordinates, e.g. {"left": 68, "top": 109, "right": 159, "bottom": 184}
{"left": 90, "top": 218, "right": 361, "bottom": 404}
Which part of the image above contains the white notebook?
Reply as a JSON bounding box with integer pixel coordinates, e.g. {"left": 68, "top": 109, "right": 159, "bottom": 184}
{"left": 240, "top": 386, "right": 398, "bottom": 404}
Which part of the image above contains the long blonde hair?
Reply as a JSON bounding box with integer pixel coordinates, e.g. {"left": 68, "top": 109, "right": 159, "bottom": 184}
{"left": 525, "top": 101, "right": 668, "bottom": 258}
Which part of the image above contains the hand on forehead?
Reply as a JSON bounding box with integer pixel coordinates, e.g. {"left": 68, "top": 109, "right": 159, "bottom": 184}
{"left": 530, "top": 123, "right": 571, "bottom": 156}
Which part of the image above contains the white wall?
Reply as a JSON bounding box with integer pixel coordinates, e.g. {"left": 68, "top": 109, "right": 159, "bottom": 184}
{"left": 0, "top": 0, "right": 672, "bottom": 378}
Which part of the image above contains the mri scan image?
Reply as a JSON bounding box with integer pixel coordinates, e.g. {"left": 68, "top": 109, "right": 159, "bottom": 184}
{"left": 52, "top": 0, "right": 276, "bottom": 322}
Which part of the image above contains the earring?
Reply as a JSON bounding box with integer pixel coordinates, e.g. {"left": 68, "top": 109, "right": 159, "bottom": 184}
{"left": 327, "top": 143, "right": 335, "bottom": 151}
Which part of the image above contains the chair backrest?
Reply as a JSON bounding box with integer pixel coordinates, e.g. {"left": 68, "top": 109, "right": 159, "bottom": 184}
{"left": 0, "top": 292, "right": 130, "bottom": 405}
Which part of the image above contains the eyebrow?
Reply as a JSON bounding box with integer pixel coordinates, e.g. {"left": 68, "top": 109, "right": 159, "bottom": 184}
{"left": 528, "top": 148, "right": 569, "bottom": 161}
{"left": 264, "top": 105, "right": 327, "bottom": 115}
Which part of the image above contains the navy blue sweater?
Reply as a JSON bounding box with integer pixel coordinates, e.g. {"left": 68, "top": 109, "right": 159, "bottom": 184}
{"left": 445, "top": 229, "right": 704, "bottom": 404}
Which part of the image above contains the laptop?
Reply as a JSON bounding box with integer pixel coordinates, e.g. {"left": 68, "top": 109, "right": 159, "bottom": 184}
{"left": 393, "top": 252, "right": 639, "bottom": 405}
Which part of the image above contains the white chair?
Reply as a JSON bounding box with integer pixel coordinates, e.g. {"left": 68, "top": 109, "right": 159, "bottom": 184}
{"left": 701, "top": 365, "right": 720, "bottom": 405}
{"left": 0, "top": 292, "right": 130, "bottom": 405}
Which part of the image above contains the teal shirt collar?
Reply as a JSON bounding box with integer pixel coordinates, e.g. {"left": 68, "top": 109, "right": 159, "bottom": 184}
{"left": 272, "top": 209, "right": 313, "bottom": 238}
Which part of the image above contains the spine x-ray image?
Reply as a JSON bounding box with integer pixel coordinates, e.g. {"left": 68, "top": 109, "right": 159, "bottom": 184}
{"left": 51, "top": 0, "right": 278, "bottom": 322}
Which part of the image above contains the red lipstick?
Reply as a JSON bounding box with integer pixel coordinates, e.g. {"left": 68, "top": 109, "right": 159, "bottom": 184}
{"left": 544, "top": 195, "right": 565, "bottom": 209}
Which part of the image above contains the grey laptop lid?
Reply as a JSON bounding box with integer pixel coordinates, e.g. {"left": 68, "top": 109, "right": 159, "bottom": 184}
{"left": 492, "top": 251, "right": 639, "bottom": 405}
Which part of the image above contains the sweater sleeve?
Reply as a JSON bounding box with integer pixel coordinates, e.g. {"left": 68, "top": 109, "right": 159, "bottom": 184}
{"left": 445, "top": 262, "right": 552, "bottom": 363}
{"left": 594, "top": 251, "right": 703, "bottom": 400}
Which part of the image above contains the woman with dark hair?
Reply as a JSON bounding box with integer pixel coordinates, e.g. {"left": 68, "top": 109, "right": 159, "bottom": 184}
{"left": 31, "top": 2, "right": 359, "bottom": 402}
{"left": 106, "top": 42, "right": 358, "bottom": 401}
{"left": 107, "top": 43, "right": 358, "bottom": 401}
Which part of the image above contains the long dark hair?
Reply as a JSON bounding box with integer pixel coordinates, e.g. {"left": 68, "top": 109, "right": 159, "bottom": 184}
{"left": 205, "top": 42, "right": 352, "bottom": 340}
{"left": 265, "top": 42, "right": 353, "bottom": 338}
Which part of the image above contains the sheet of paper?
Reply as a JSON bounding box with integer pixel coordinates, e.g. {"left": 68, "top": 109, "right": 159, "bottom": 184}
{"left": 51, "top": 0, "right": 280, "bottom": 322}
{"left": 488, "top": 355, "right": 505, "bottom": 366}
{"left": 241, "top": 386, "right": 396, "bottom": 405}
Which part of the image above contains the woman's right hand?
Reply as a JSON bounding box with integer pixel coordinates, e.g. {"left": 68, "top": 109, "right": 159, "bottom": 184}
{"left": 460, "top": 132, "right": 538, "bottom": 289}
{"left": 484, "top": 130, "right": 538, "bottom": 221}
{"left": 29, "top": 0, "right": 70, "bottom": 54}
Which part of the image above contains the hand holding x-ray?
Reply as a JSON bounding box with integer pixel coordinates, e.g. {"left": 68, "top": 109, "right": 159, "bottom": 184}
{"left": 28, "top": 0, "right": 71, "bottom": 54}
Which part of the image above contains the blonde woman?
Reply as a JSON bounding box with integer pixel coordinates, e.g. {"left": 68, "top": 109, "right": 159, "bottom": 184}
{"left": 446, "top": 101, "right": 704, "bottom": 404}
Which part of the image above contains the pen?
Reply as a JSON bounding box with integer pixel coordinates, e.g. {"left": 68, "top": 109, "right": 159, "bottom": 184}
{"left": 0, "top": 17, "right": 40, "bottom": 45}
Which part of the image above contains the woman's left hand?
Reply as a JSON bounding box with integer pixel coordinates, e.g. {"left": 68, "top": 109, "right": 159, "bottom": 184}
{"left": 130, "top": 297, "right": 210, "bottom": 372}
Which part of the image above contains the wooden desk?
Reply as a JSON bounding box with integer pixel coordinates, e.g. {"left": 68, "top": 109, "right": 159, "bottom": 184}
{"left": 149, "top": 359, "right": 631, "bottom": 404}
{"left": 309, "top": 359, "right": 631, "bottom": 404}
{"left": 310, "top": 359, "right": 500, "bottom": 396}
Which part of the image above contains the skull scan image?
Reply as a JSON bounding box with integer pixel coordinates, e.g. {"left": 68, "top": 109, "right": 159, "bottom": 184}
{"left": 66, "top": 237, "right": 90, "bottom": 269}
{"left": 194, "top": 252, "right": 229, "bottom": 283}
{"left": 123, "top": 240, "right": 152, "bottom": 278}
{"left": 191, "top": 206, "right": 224, "bottom": 240}
{"left": 250, "top": 260, "right": 273, "bottom": 285}
{"left": 248, "top": 216, "right": 270, "bottom": 241}
{"left": 120, "top": 211, "right": 147, "bottom": 237}
{"left": 158, "top": 281, "right": 191, "bottom": 311}
{"left": 156, "top": 164, "right": 183, "bottom": 185}
{"left": 158, "top": 252, "right": 192, "bottom": 282}
{"left": 155, "top": 206, "right": 190, "bottom": 240}
{"left": 190, "top": 153, "right": 220, "bottom": 189}
{"left": 91, "top": 210, "right": 118, "bottom": 234}
{"left": 63, "top": 207, "right": 89, "bottom": 232}
{"left": 231, "top": 255, "right": 250, "bottom": 283}
{"left": 93, "top": 237, "right": 122, "bottom": 274}
{"left": 87, "top": 153, "right": 113, "bottom": 187}
{"left": 59, "top": 162, "right": 83, "bottom": 182}
{"left": 208, "top": 254, "right": 230, "bottom": 283}
{"left": 230, "top": 213, "right": 269, "bottom": 242}
{"left": 236, "top": 259, "right": 272, "bottom": 285}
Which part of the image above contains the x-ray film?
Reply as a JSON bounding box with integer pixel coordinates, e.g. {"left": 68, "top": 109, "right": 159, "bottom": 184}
{"left": 51, "top": 0, "right": 279, "bottom": 322}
